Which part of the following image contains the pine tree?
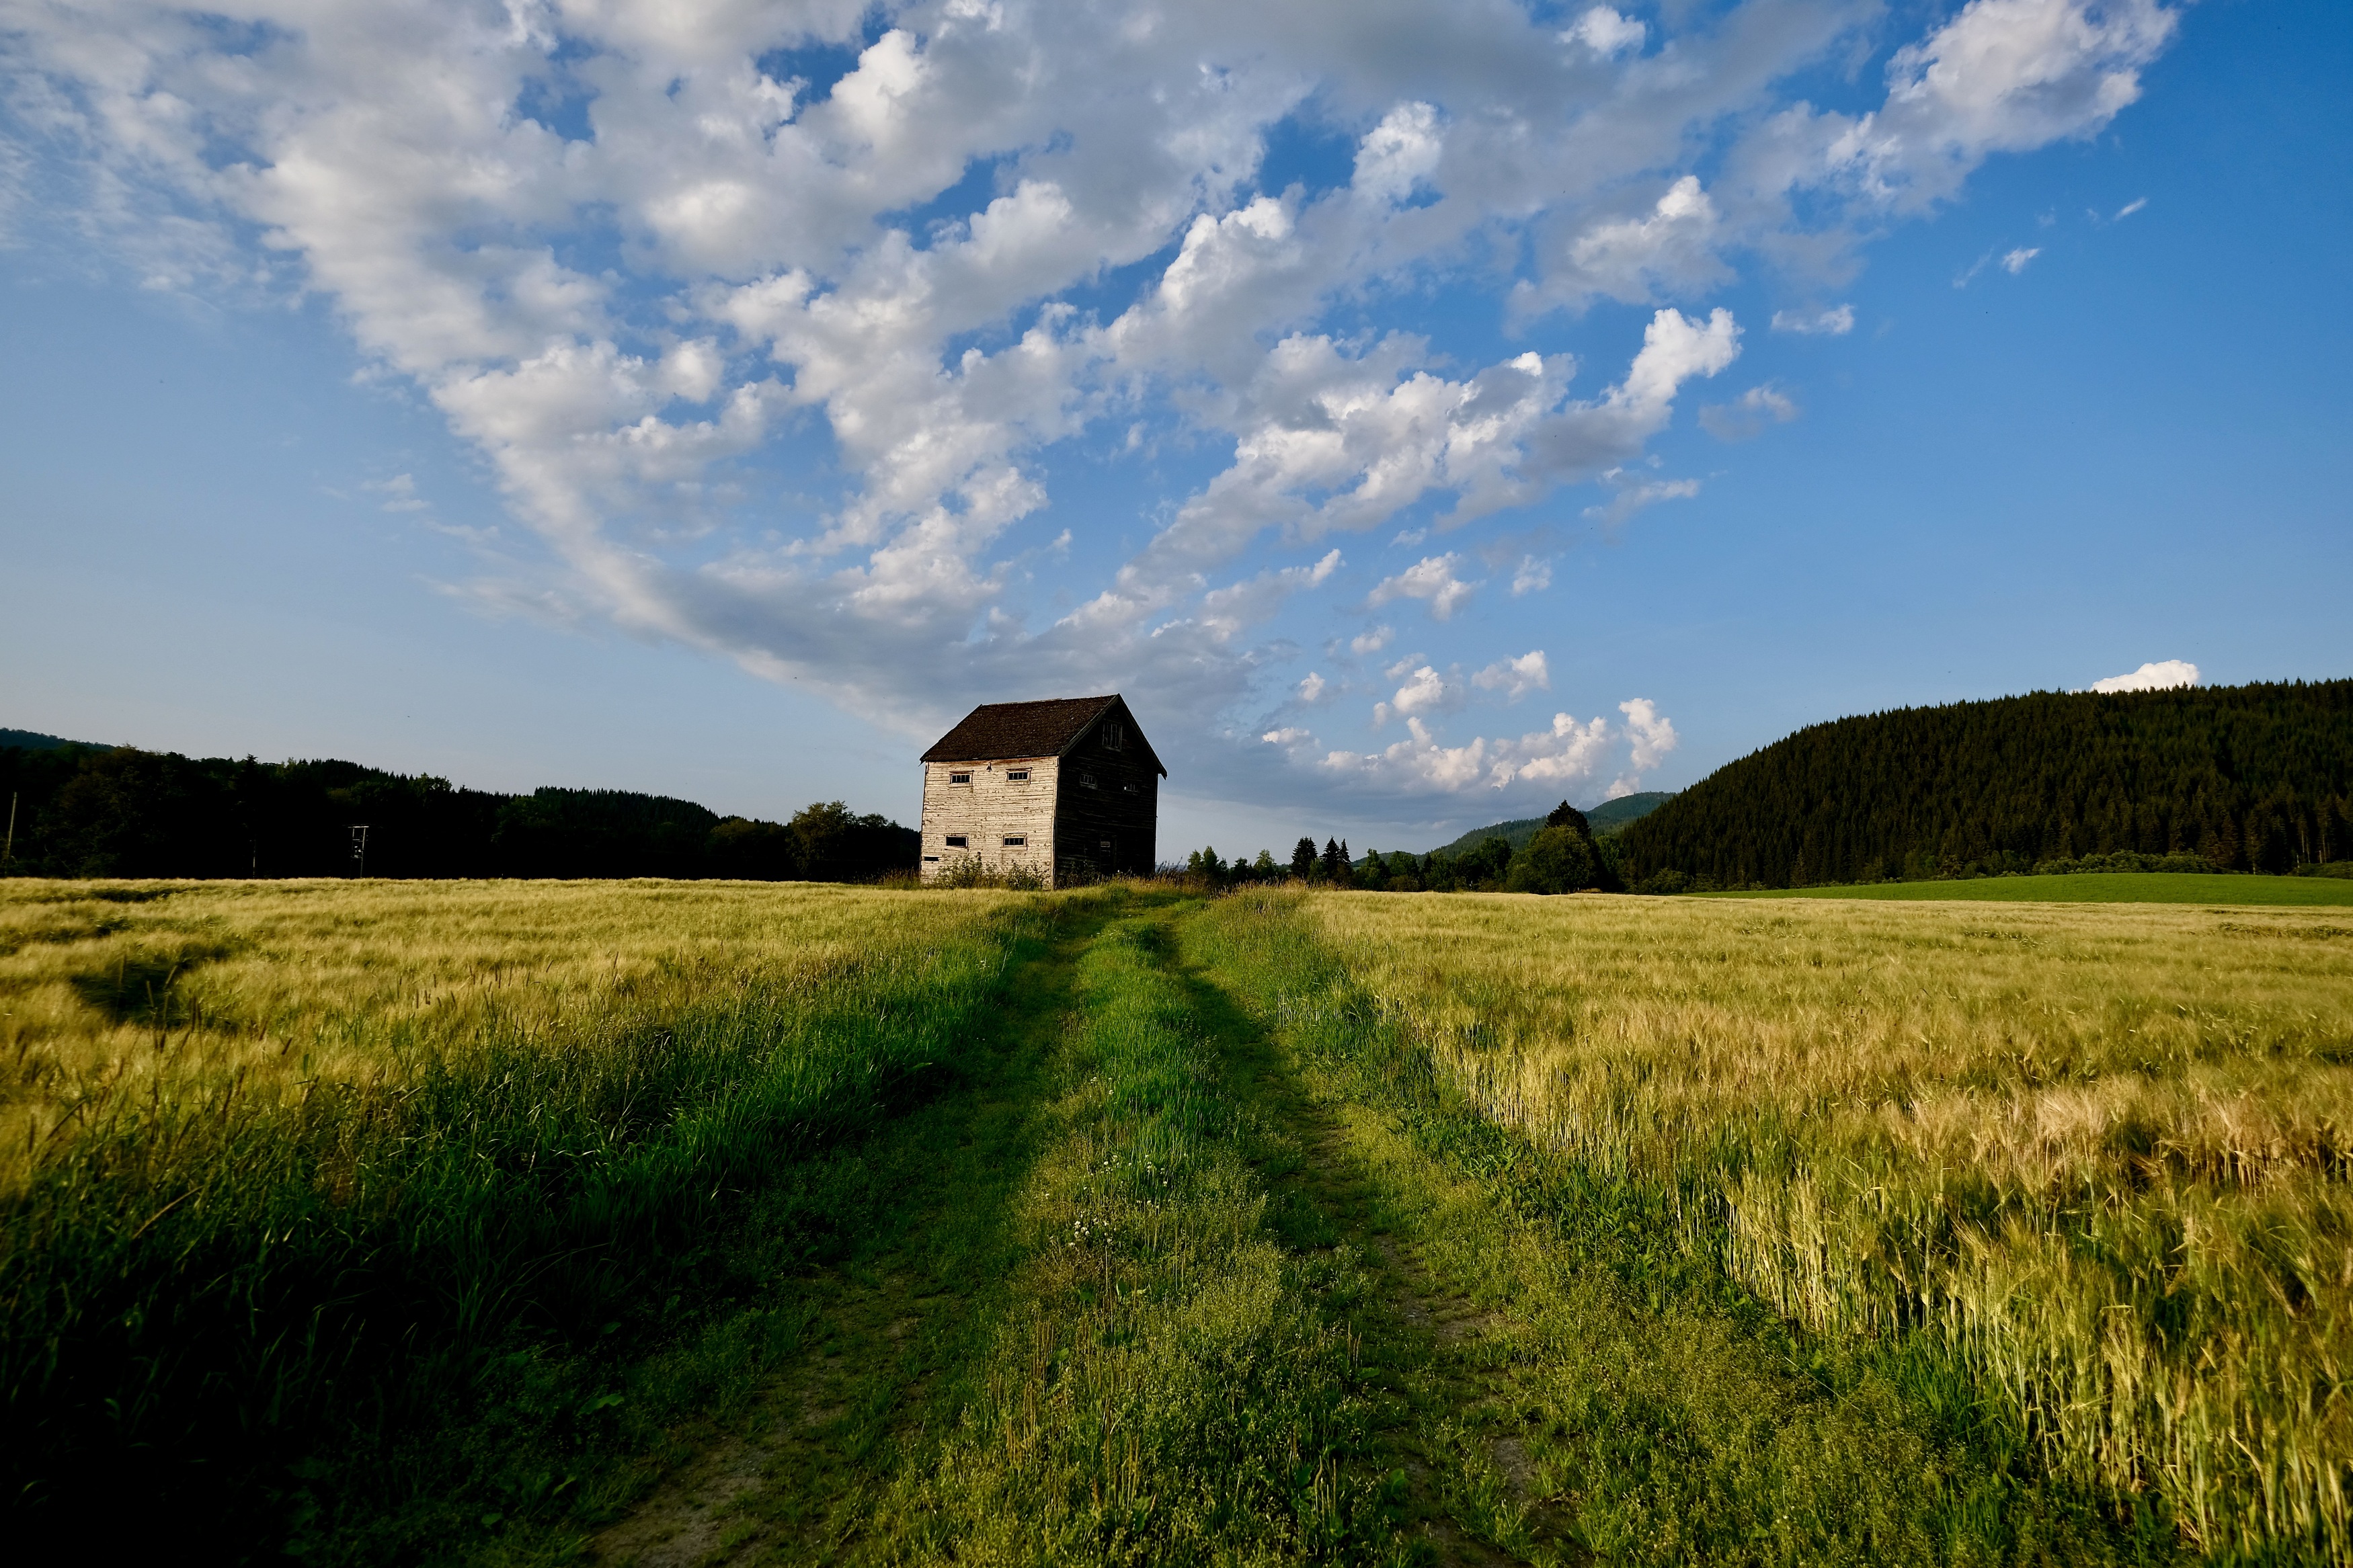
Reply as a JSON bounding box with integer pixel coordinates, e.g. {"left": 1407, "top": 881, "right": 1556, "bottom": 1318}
{"left": 1291, "top": 836, "right": 1318, "bottom": 879}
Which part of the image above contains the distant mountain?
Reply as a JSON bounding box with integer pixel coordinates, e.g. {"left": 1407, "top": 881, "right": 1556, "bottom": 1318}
{"left": 1614, "top": 679, "right": 2352, "bottom": 889}
{"left": 1409, "top": 792, "right": 1674, "bottom": 860}
{"left": 0, "top": 729, "right": 112, "bottom": 752}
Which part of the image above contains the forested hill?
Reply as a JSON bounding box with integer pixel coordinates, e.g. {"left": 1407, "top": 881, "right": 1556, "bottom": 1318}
{"left": 0, "top": 739, "right": 916, "bottom": 881}
{"left": 1614, "top": 680, "right": 2353, "bottom": 889}
{"left": 1425, "top": 792, "right": 1673, "bottom": 858}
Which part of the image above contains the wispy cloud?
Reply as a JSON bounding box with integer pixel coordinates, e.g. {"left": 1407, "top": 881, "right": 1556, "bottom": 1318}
{"left": 1700, "top": 383, "right": 1800, "bottom": 442}
{"left": 1770, "top": 304, "right": 1855, "bottom": 336}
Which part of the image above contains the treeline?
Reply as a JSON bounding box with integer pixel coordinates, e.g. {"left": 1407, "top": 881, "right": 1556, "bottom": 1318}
{"left": 0, "top": 742, "right": 916, "bottom": 882}
{"left": 1617, "top": 679, "right": 2353, "bottom": 891}
{"left": 1184, "top": 803, "right": 1618, "bottom": 895}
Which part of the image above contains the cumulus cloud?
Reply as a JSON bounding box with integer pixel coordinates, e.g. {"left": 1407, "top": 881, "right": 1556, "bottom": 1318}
{"left": 0, "top": 0, "right": 2180, "bottom": 814}
{"left": 1373, "top": 664, "right": 1465, "bottom": 727}
{"left": 1700, "top": 383, "right": 1801, "bottom": 442}
{"left": 1771, "top": 304, "right": 1856, "bottom": 335}
{"left": 2089, "top": 659, "right": 2198, "bottom": 693}
{"left": 1350, "top": 624, "right": 1395, "bottom": 656}
{"left": 1473, "top": 650, "right": 1550, "bottom": 701}
{"left": 1511, "top": 556, "right": 1552, "bottom": 596}
{"left": 1368, "top": 554, "right": 1480, "bottom": 621}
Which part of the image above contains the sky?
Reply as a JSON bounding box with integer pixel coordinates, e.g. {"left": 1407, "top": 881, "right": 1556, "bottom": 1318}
{"left": 3, "top": 0, "right": 2347, "bottom": 858}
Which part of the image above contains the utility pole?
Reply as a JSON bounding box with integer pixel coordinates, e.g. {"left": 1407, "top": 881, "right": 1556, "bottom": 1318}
{"left": 350, "top": 824, "right": 370, "bottom": 877}
{"left": 3, "top": 792, "right": 15, "bottom": 871}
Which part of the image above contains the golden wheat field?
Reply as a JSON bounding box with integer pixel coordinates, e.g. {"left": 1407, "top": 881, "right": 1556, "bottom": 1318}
{"left": 0, "top": 877, "right": 1017, "bottom": 1191}
{"left": 1311, "top": 891, "right": 2353, "bottom": 1557}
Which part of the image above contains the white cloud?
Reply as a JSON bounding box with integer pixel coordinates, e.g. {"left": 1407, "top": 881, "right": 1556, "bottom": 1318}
{"left": 1808, "top": 0, "right": 2180, "bottom": 212}
{"left": 1620, "top": 697, "right": 1679, "bottom": 770}
{"left": 1367, "top": 554, "right": 1479, "bottom": 622}
{"left": 1564, "top": 7, "right": 1647, "bottom": 59}
{"left": 1771, "top": 304, "right": 1855, "bottom": 335}
{"left": 1374, "top": 664, "right": 1464, "bottom": 727}
{"left": 2089, "top": 659, "right": 2198, "bottom": 693}
{"left": 1510, "top": 556, "right": 1552, "bottom": 596}
{"left": 1297, "top": 671, "right": 1329, "bottom": 703}
{"left": 1350, "top": 624, "right": 1395, "bottom": 656}
{"left": 2115, "top": 196, "right": 2148, "bottom": 218}
{"left": 2001, "top": 245, "right": 2042, "bottom": 274}
{"left": 1473, "top": 650, "right": 1550, "bottom": 701}
{"left": 0, "top": 0, "right": 2179, "bottom": 815}
{"left": 1700, "top": 382, "right": 1800, "bottom": 442}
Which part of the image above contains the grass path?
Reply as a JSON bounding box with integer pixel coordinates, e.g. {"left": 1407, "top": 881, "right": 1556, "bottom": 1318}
{"left": 568, "top": 893, "right": 2185, "bottom": 1567}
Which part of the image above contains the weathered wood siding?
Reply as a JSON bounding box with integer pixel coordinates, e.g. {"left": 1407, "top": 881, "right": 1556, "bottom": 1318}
{"left": 1051, "top": 720, "right": 1158, "bottom": 882}
{"left": 918, "top": 757, "right": 1060, "bottom": 882}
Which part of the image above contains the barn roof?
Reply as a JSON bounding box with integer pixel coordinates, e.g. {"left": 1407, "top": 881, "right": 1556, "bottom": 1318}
{"left": 921, "top": 694, "right": 1166, "bottom": 776}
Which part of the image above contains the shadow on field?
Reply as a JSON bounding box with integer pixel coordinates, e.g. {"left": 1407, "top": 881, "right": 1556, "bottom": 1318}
{"left": 574, "top": 893, "right": 1133, "bottom": 1567}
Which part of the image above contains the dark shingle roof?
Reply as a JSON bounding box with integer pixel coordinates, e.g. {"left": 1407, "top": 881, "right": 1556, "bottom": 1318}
{"left": 921, "top": 694, "right": 1165, "bottom": 775}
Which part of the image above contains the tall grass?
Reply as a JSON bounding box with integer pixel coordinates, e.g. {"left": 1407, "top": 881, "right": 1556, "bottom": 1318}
{"left": 1298, "top": 892, "right": 2353, "bottom": 1563}
{"left": 0, "top": 878, "right": 1034, "bottom": 1543}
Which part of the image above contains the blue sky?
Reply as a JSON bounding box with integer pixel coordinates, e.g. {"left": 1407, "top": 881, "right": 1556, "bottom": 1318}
{"left": 3, "top": 0, "right": 2346, "bottom": 859}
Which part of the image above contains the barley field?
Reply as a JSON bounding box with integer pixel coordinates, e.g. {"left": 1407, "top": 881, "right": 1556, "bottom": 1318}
{"left": 7, "top": 877, "right": 2349, "bottom": 1564}
{"left": 1302, "top": 891, "right": 2353, "bottom": 1561}
{"left": 0, "top": 876, "right": 1041, "bottom": 1549}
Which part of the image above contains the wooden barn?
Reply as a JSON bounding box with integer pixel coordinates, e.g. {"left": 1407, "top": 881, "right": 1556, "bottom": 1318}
{"left": 918, "top": 694, "right": 1164, "bottom": 886}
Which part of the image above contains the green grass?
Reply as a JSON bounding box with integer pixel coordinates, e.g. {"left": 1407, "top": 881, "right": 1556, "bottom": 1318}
{"left": 1701, "top": 872, "right": 2353, "bottom": 905}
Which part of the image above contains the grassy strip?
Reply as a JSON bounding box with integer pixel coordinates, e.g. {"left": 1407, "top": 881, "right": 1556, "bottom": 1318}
{"left": 846, "top": 902, "right": 1409, "bottom": 1564}
{"left": 1700, "top": 873, "right": 2353, "bottom": 905}
{"left": 1185, "top": 892, "right": 2182, "bottom": 1566}
{"left": 0, "top": 893, "right": 1058, "bottom": 1555}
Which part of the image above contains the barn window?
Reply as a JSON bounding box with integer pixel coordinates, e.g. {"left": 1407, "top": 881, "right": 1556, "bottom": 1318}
{"left": 949, "top": 770, "right": 971, "bottom": 784}
{"left": 1099, "top": 839, "right": 1112, "bottom": 850}
{"left": 1103, "top": 721, "right": 1124, "bottom": 751}
{"left": 1002, "top": 835, "right": 1026, "bottom": 847}
{"left": 1006, "top": 768, "right": 1030, "bottom": 782}
{"left": 1121, "top": 781, "right": 1138, "bottom": 794}
{"left": 923, "top": 855, "right": 940, "bottom": 862}
{"left": 945, "top": 835, "right": 967, "bottom": 848}
{"left": 1080, "top": 771, "right": 1097, "bottom": 788}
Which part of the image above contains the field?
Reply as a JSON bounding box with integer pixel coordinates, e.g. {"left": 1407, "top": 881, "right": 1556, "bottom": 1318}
{"left": 5, "top": 878, "right": 2350, "bottom": 1564}
{"left": 1704, "top": 872, "right": 2353, "bottom": 905}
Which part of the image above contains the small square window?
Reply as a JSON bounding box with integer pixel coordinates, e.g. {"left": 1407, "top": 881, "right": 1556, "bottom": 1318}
{"left": 1099, "top": 839, "right": 1112, "bottom": 850}
{"left": 945, "top": 835, "right": 967, "bottom": 848}
{"left": 1080, "top": 771, "right": 1097, "bottom": 788}
{"left": 1122, "top": 781, "right": 1139, "bottom": 793}
{"left": 1002, "top": 835, "right": 1026, "bottom": 847}
{"left": 948, "top": 770, "right": 971, "bottom": 784}
{"left": 1006, "top": 768, "right": 1030, "bottom": 782}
